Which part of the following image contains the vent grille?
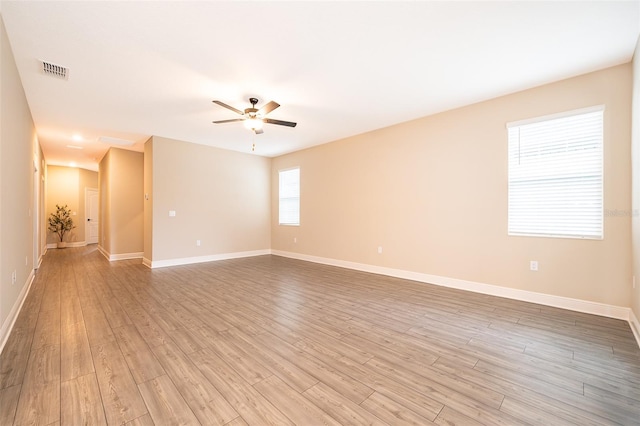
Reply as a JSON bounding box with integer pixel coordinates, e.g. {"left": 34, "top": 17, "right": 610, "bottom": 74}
{"left": 41, "top": 61, "right": 68, "bottom": 79}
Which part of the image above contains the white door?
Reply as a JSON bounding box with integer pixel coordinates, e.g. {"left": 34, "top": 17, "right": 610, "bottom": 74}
{"left": 86, "top": 188, "right": 99, "bottom": 244}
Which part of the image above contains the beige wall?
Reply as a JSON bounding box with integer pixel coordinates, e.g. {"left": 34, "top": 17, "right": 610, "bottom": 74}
{"left": 38, "top": 148, "right": 45, "bottom": 257}
{"left": 46, "top": 165, "right": 98, "bottom": 244}
{"left": 143, "top": 137, "right": 153, "bottom": 262}
{"left": 99, "top": 149, "right": 112, "bottom": 252}
{"left": 99, "top": 148, "right": 144, "bottom": 256}
{"left": 111, "top": 148, "right": 144, "bottom": 255}
{"left": 149, "top": 136, "right": 270, "bottom": 262}
{"left": 46, "top": 165, "right": 78, "bottom": 243}
{"left": 272, "top": 64, "right": 632, "bottom": 308}
{"left": 0, "top": 15, "right": 42, "bottom": 343}
{"left": 632, "top": 39, "right": 640, "bottom": 322}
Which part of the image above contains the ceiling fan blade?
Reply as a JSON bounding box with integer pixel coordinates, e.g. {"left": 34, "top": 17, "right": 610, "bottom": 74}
{"left": 258, "top": 101, "right": 280, "bottom": 116}
{"left": 212, "top": 118, "right": 245, "bottom": 124}
{"left": 264, "top": 118, "right": 297, "bottom": 128}
{"left": 254, "top": 128, "right": 264, "bottom": 135}
{"left": 213, "top": 100, "right": 243, "bottom": 115}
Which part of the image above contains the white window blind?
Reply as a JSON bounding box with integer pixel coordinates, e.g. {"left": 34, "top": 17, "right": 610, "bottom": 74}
{"left": 507, "top": 106, "right": 603, "bottom": 239}
{"left": 279, "top": 168, "right": 300, "bottom": 225}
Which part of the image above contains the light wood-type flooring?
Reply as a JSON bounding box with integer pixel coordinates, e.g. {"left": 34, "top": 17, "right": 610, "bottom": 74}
{"left": 1, "top": 247, "right": 639, "bottom": 425}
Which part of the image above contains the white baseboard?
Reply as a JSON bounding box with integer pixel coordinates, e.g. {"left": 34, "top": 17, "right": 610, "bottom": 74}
{"left": 98, "top": 245, "right": 109, "bottom": 260}
{"left": 0, "top": 270, "right": 35, "bottom": 355}
{"left": 630, "top": 309, "right": 640, "bottom": 348}
{"left": 271, "top": 250, "right": 632, "bottom": 323}
{"left": 46, "top": 241, "right": 87, "bottom": 249}
{"left": 98, "top": 245, "right": 143, "bottom": 261}
{"left": 147, "top": 249, "right": 271, "bottom": 269}
{"left": 110, "top": 252, "right": 144, "bottom": 261}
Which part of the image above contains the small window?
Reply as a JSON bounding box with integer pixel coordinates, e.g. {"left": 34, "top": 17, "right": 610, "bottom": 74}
{"left": 279, "top": 167, "right": 300, "bottom": 225}
{"left": 507, "top": 106, "right": 604, "bottom": 239}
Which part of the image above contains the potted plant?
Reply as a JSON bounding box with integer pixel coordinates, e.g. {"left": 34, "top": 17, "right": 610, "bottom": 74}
{"left": 48, "top": 204, "right": 75, "bottom": 248}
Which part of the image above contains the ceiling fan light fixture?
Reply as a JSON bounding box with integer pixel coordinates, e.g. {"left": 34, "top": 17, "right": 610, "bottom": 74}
{"left": 244, "top": 117, "right": 263, "bottom": 130}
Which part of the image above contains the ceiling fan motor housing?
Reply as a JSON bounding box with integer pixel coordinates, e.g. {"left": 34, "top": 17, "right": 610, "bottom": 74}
{"left": 245, "top": 107, "right": 259, "bottom": 117}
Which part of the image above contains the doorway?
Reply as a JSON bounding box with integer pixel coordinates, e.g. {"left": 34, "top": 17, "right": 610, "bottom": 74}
{"left": 86, "top": 188, "right": 99, "bottom": 245}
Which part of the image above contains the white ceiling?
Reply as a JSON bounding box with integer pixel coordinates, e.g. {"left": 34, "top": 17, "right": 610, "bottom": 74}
{"left": 2, "top": 1, "right": 639, "bottom": 171}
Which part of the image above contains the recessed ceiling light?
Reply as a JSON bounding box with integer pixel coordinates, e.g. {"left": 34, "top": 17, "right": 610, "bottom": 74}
{"left": 69, "top": 162, "right": 77, "bottom": 167}
{"left": 72, "top": 134, "right": 83, "bottom": 142}
{"left": 66, "top": 145, "right": 83, "bottom": 150}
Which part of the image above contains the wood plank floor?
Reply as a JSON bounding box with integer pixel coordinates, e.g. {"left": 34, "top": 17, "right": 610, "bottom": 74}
{"left": 1, "top": 247, "right": 639, "bottom": 425}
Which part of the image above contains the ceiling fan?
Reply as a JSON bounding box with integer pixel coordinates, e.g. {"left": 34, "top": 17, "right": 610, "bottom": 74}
{"left": 212, "top": 97, "right": 297, "bottom": 134}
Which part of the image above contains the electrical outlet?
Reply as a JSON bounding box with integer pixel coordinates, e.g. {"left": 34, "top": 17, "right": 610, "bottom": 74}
{"left": 169, "top": 210, "right": 176, "bottom": 217}
{"left": 378, "top": 246, "right": 383, "bottom": 254}
{"left": 196, "top": 240, "right": 201, "bottom": 247}
{"left": 294, "top": 237, "right": 297, "bottom": 243}
{"left": 12, "top": 270, "right": 16, "bottom": 285}
{"left": 530, "top": 261, "right": 538, "bottom": 271}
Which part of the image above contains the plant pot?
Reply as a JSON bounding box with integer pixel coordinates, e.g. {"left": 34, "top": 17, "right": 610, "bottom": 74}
{"left": 57, "top": 241, "right": 67, "bottom": 249}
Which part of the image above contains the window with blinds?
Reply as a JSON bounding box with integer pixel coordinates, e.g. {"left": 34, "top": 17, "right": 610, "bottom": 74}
{"left": 507, "top": 106, "right": 604, "bottom": 239}
{"left": 279, "top": 167, "right": 300, "bottom": 225}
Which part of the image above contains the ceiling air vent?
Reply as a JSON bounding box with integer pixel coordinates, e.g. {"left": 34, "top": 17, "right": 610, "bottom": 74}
{"left": 41, "top": 60, "right": 69, "bottom": 80}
